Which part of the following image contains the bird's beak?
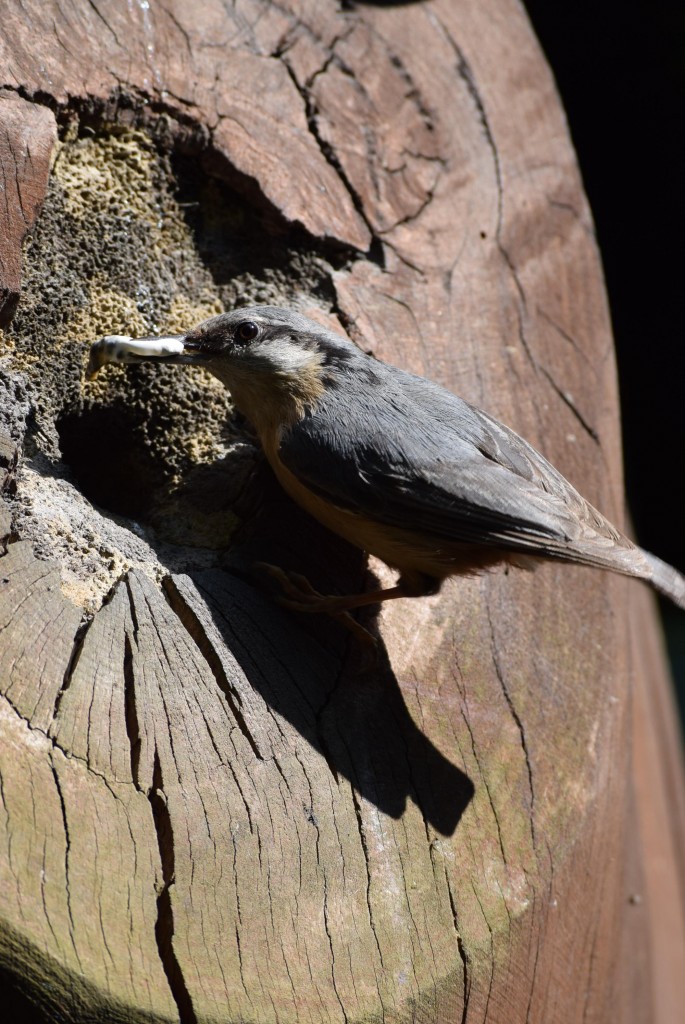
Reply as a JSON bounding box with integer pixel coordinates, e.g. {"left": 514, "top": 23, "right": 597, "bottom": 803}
{"left": 86, "top": 333, "right": 212, "bottom": 379}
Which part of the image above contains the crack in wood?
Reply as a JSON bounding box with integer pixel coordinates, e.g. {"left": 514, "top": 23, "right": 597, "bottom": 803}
{"left": 149, "top": 751, "right": 197, "bottom": 1024}
{"left": 459, "top": 703, "right": 509, "bottom": 871}
{"left": 122, "top": 627, "right": 142, "bottom": 791}
{"left": 470, "top": 879, "right": 496, "bottom": 1021}
{"left": 83, "top": 0, "right": 121, "bottom": 48}
{"left": 582, "top": 919, "right": 602, "bottom": 1024}
{"left": 51, "top": 613, "right": 93, "bottom": 724}
{"left": 161, "top": 575, "right": 264, "bottom": 762}
{"left": 443, "top": 871, "right": 471, "bottom": 1024}
{"left": 119, "top": 579, "right": 197, "bottom": 1016}
{"left": 349, "top": 784, "right": 386, "bottom": 975}
{"left": 322, "top": 868, "right": 349, "bottom": 1024}
{"left": 537, "top": 305, "right": 599, "bottom": 371}
{"left": 48, "top": 756, "right": 82, "bottom": 969}
{"left": 1, "top": 685, "right": 131, "bottom": 801}
{"left": 313, "top": 695, "right": 343, "bottom": 785}
{"left": 539, "top": 365, "right": 601, "bottom": 444}
{"left": 485, "top": 604, "right": 537, "bottom": 852}
{"left": 431, "top": 10, "right": 557, "bottom": 444}
{"left": 433, "top": 23, "right": 503, "bottom": 233}
{"left": 525, "top": 907, "right": 543, "bottom": 1024}
{"left": 280, "top": 55, "right": 383, "bottom": 265}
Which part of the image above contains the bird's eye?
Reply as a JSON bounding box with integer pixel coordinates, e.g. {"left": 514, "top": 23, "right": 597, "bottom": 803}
{"left": 235, "top": 321, "right": 259, "bottom": 343}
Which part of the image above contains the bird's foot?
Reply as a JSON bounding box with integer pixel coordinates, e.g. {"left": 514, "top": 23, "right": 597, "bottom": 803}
{"left": 254, "top": 562, "right": 378, "bottom": 647}
{"left": 255, "top": 562, "right": 333, "bottom": 611}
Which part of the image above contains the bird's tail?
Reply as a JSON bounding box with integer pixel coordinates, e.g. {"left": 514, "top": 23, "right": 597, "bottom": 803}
{"left": 564, "top": 540, "right": 685, "bottom": 610}
{"left": 639, "top": 550, "right": 685, "bottom": 609}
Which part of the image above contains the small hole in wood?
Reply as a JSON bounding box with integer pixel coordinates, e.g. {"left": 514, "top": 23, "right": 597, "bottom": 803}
{"left": 57, "top": 404, "right": 162, "bottom": 519}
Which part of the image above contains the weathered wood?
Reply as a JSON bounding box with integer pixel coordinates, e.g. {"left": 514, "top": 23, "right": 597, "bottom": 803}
{"left": 0, "top": 432, "right": 16, "bottom": 542}
{"left": 1, "top": 1, "right": 684, "bottom": 1022}
{"left": 628, "top": 582, "right": 685, "bottom": 1022}
{"left": 0, "top": 92, "right": 56, "bottom": 326}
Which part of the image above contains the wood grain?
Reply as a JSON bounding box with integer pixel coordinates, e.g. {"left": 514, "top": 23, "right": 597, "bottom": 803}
{"left": 0, "top": 1, "right": 684, "bottom": 1021}
{"left": 0, "top": 92, "right": 56, "bottom": 325}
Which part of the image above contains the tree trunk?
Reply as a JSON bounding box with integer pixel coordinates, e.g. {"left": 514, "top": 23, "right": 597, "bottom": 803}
{"left": 1, "top": 1, "right": 684, "bottom": 1021}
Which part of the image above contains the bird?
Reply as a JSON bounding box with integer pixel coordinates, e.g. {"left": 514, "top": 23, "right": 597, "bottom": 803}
{"left": 88, "top": 306, "right": 685, "bottom": 627}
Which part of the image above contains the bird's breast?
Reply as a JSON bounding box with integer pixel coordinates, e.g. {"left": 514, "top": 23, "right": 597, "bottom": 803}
{"left": 261, "top": 433, "right": 369, "bottom": 543}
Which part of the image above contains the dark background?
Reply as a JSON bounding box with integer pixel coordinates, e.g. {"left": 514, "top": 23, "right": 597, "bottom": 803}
{"left": 523, "top": 1, "right": 685, "bottom": 710}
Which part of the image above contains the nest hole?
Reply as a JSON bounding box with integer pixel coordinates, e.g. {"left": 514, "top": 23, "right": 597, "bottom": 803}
{"left": 57, "top": 404, "right": 165, "bottom": 519}
{"left": 57, "top": 393, "right": 258, "bottom": 552}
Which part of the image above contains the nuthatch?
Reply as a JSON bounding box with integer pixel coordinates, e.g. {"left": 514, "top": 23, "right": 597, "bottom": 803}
{"left": 89, "top": 306, "right": 685, "bottom": 622}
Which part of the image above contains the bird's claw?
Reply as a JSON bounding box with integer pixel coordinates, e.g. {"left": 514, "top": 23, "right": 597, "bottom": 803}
{"left": 253, "top": 562, "right": 379, "bottom": 647}
{"left": 254, "top": 562, "right": 325, "bottom": 609}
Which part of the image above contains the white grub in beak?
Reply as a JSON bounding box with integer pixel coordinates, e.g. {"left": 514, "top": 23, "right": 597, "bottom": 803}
{"left": 86, "top": 334, "right": 186, "bottom": 380}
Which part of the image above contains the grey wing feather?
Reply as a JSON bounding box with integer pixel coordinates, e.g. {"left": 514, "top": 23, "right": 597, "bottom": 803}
{"left": 279, "top": 358, "right": 630, "bottom": 564}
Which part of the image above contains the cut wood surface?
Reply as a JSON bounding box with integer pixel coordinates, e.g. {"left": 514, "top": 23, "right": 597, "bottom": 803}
{"left": 1, "top": 1, "right": 684, "bottom": 1022}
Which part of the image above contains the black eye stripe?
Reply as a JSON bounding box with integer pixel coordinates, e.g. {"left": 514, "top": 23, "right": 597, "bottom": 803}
{"left": 236, "top": 321, "right": 260, "bottom": 343}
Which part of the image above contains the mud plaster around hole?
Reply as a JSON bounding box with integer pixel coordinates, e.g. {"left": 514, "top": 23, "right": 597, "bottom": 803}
{"left": 2, "top": 120, "right": 349, "bottom": 612}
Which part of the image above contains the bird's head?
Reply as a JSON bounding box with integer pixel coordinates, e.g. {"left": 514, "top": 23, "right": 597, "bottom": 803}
{"left": 91, "top": 306, "right": 358, "bottom": 437}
